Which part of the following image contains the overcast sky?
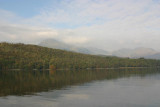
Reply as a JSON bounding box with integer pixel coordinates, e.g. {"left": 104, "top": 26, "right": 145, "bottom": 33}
{"left": 0, "top": 0, "right": 160, "bottom": 51}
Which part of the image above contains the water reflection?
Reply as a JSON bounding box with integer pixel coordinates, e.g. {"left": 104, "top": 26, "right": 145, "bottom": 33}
{"left": 0, "top": 68, "right": 160, "bottom": 97}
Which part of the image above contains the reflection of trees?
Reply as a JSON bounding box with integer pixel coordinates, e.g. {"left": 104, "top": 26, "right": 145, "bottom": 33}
{"left": 49, "top": 69, "right": 56, "bottom": 75}
{"left": 0, "top": 68, "right": 160, "bottom": 97}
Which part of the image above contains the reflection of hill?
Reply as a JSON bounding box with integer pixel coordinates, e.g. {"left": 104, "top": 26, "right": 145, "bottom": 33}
{"left": 0, "top": 68, "right": 160, "bottom": 97}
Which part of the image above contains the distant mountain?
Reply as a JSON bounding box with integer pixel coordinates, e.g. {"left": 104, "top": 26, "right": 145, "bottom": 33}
{"left": 39, "top": 39, "right": 90, "bottom": 54}
{"left": 39, "top": 39, "right": 160, "bottom": 59}
{"left": 39, "top": 39, "right": 109, "bottom": 55}
{"left": 86, "top": 47, "right": 111, "bottom": 55}
{"left": 39, "top": 39, "right": 71, "bottom": 50}
{"left": 112, "top": 47, "right": 158, "bottom": 58}
{"left": 145, "top": 53, "right": 160, "bottom": 59}
{"left": 112, "top": 48, "right": 132, "bottom": 57}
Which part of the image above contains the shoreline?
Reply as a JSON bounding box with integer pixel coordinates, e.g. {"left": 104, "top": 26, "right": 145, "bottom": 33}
{"left": 1, "top": 66, "right": 160, "bottom": 71}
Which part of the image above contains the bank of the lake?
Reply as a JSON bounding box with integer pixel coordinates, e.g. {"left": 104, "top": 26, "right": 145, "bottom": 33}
{"left": 1, "top": 42, "right": 160, "bottom": 70}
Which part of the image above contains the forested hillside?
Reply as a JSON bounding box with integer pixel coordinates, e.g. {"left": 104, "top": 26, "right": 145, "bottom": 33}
{"left": 0, "top": 42, "right": 160, "bottom": 70}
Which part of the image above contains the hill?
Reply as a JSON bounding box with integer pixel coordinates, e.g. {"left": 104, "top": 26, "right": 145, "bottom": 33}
{"left": 39, "top": 39, "right": 160, "bottom": 59}
{"left": 0, "top": 42, "right": 160, "bottom": 70}
{"left": 39, "top": 39, "right": 109, "bottom": 55}
{"left": 112, "top": 47, "right": 158, "bottom": 58}
{"left": 145, "top": 53, "right": 160, "bottom": 59}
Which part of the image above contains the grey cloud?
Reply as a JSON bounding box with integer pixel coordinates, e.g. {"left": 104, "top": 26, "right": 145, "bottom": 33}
{"left": 0, "top": 0, "right": 160, "bottom": 51}
{"left": 0, "top": 23, "right": 58, "bottom": 44}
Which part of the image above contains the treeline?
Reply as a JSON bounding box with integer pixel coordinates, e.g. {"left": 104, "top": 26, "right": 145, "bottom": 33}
{"left": 0, "top": 42, "right": 160, "bottom": 70}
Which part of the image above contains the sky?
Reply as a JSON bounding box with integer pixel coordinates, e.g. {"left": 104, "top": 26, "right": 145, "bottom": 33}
{"left": 0, "top": 0, "right": 160, "bottom": 51}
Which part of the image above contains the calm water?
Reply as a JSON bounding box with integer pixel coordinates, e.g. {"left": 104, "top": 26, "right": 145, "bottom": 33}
{"left": 0, "top": 68, "right": 160, "bottom": 107}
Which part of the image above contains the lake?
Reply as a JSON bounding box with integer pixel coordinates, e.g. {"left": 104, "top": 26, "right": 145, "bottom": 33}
{"left": 0, "top": 68, "right": 160, "bottom": 107}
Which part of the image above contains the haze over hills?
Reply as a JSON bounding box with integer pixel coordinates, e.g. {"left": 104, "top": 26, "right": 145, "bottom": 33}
{"left": 39, "top": 39, "right": 110, "bottom": 55}
{"left": 39, "top": 39, "right": 160, "bottom": 59}
{"left": 39, "top": 39, "right": 89, "bottom": 54}
{"left": 145, "top": 53, "right": 160, "bottom": 60}
{"left": 112, "top": 47, "right": 159, "bottom": 58}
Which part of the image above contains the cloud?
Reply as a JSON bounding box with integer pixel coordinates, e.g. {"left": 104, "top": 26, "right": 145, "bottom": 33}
{"left": 25, "top": 0, "right": 160, "bottom": 27}
{"left": 63, "top": 36, "right": 89, "bottom": 44}
{"left": 0, "top": 23, "right": 58, "bottom": 44}
{"left": 0, "top": 0, "right": 160, "bottom": 50}
{"left": 36, "top": 31, "right": 58, "bottom": 37}
{"left": 0, "top": 21, "right": 90, "bottom": 45}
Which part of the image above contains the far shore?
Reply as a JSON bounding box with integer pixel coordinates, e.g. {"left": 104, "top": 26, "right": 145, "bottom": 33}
{"left": 1, "top": 66, "right": 160, "bottom": 71}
